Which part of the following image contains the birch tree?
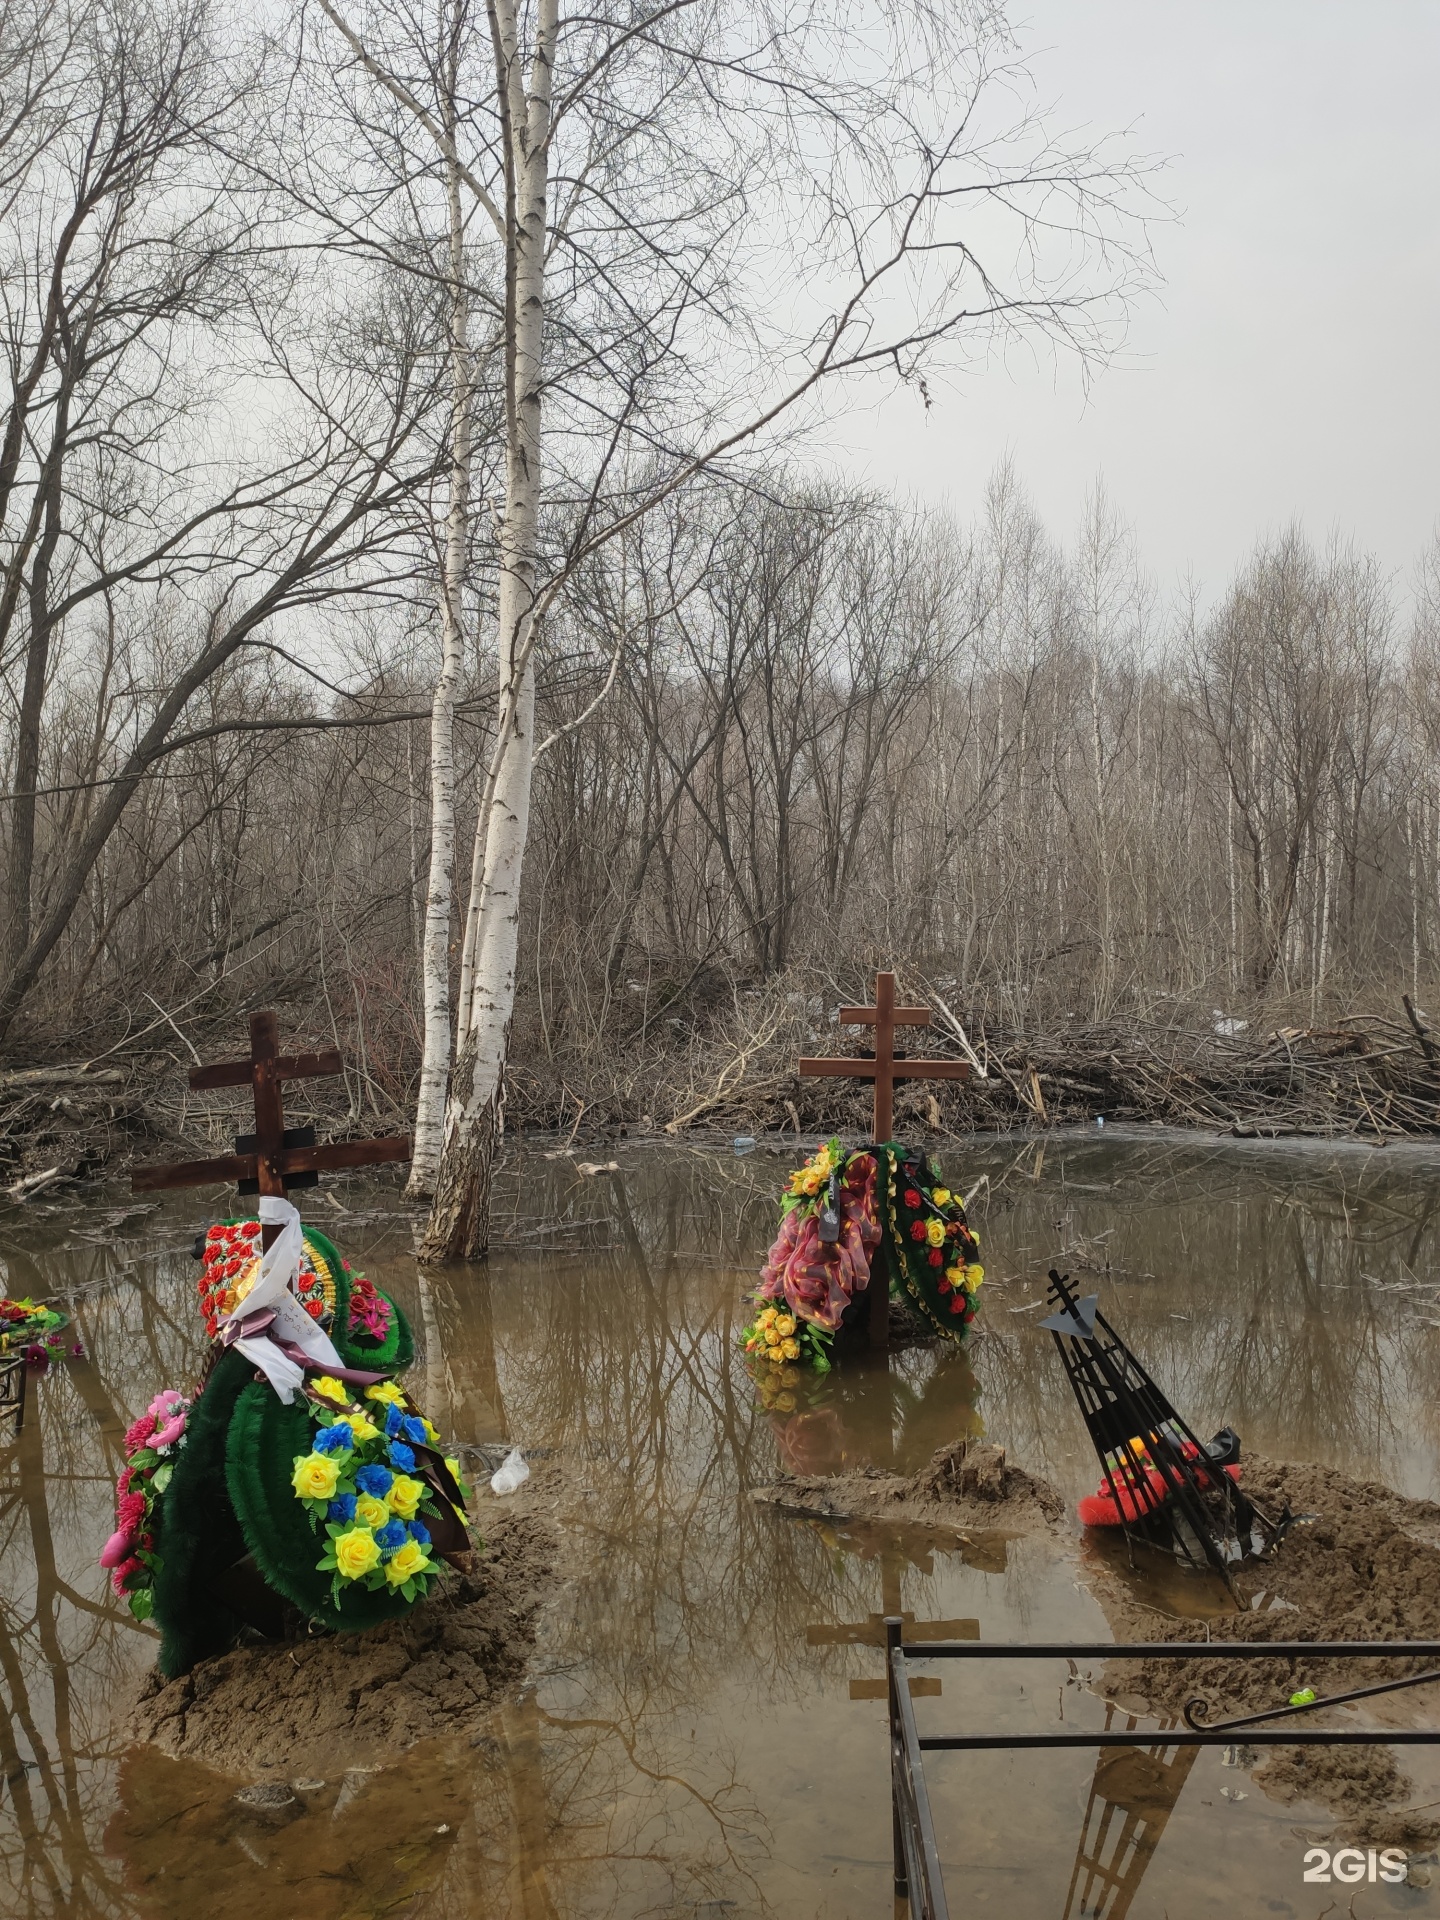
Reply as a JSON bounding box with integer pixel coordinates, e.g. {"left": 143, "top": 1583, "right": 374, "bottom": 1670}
{"left": 311, "top": 0, "right": 1159, "bottom": 1259}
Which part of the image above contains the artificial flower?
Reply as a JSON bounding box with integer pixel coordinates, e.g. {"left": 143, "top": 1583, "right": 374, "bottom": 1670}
{"left": 780, "top": 1338, "right": 800, "bottom": 1361}
{"left": 764, "top": 1323, "right": 780, "bottom": 1345}
{"left": 928, "top": 1249, "right": 944, "bottom": 1268}
{"left": 402, "top": 1415, "right": 427, "bottom": 1445}
{"left": 384, "top": 1539, "right": 430, "bottom": 1587}
{"left": 366, "top": 1381, "right": 406, "bottom": 1408}
{"left": 904, "top": 1188, "right": 922, "bottom": 1209}
{"left": 355, "top": 1463, "right": 394, "bottom": 1498}
{"left": 422, "top": 1419, "right": 439, "bottom": 1444}
{"left": 313, "top": 1422, "right": 353, "bottom": 1456}
{"left": 775, "top": 1315, "right": 796, "bottom": 1338}
{"left": 949, "top": 1295, "right": 965, "bottom": 1315}
{"left": 389, "top": 1441, "right": 416, "bottom": 1472}
{"left": 311, "top": 1377, "right": 350, "bottom": 1407}
{"left": 327, "top": 1493, "right": 358, "bottom": 1524}
{"left": 349, "top": 1412, "right": 382, "bottom": 1444}
{"left": 909, "top": 1220, "right": 927, "bottom": 1242}
{"left": 965, "top": 1263, "right": 985, "bottom": 1289}
{"left": 355, "top": 1492, "right": 390, "bottom": 1529}
{"left": 925, "top": 1218, "right": 946, "bottom": 1248}
{"left": 374, "top": 1519, "right": 408, "bottom": 1555}
{"left": 932, "top": 1187, "right": 951, "bottom": 1205}
{"left": 409, "top": 1520, "right": 431, "bottom": 1547}
{"left": 759, "top": 1308, "right": 777, "bottom": 1328}
{"left": 387, "top": 1474, "right": 425, "bottom": 1520}
{"left": 333, "top": 1527, "right": 382, "bottom": 1581}
{"left": 292, "top": 1452, "right": 341, "bottom": 1502}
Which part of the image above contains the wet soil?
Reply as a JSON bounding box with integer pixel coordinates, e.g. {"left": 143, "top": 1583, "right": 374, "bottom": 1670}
{"left": 752, "top": 1436, "right": 1067, "bottom": 1533}
{"left": 126, "top": 1493, "right": 559, "bottom": 1781}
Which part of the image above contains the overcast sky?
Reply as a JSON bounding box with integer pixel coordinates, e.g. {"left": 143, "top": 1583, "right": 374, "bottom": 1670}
{"left": 832, "top": 1, "right": 1440, "bottom": 605}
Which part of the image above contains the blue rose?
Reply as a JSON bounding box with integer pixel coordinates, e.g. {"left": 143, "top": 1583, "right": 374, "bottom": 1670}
{"left": 355, "top": 1463, "right": 394, "bottom": 1498}
{"left": 384, "top": 1404, "right": 405, "bottom": 1438}
{"left": 313, "top": 1422, "right": 353, "bottom": 1455}
{"left": 402, "top": 1415, "right": 427, "bottom": 1445}
{"left": 374, "top": 1518, "right": 407, "bottom": 1556}
{"left": 327, "top": 1493, "right": 357, "bottom": 1523}
{"left": 388, "top": 1441, "right": 416, "bottom": 1472}
{"left": 408, "top": 1520, "right": 431, "bottom": 1547}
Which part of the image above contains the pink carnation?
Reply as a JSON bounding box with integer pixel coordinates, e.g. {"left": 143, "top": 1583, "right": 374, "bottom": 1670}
{"left": 117, "top": 1490, "right": 146, "bottom": 1531}
{"left": 116, "top": 1466, "right": 133, "bottom": 1497}
{"left": 123, "top": 1412, "right": 156, "bottom": 1453}
{"left": 109, "top": 1556, "right": 142, "bottom": 1595}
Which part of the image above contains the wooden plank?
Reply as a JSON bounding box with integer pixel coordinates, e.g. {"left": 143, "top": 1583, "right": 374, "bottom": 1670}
{"left": 274, "top": 1136, "right": 412, "bottom": 1173}
{"left": 187, "top": 1047, "right": 343, "bottom": 1092}
{"left": 187, "top": 1060, "right": 254, "bottom": 1090}
{"left": 838, "top": 1006, "right": 930, "bottom": 1026}
{"left": 797, "top": 1057, "right": 882, "bottom": 1076}
{"left": 132, "top": 1153, "right": 258, "bottom": 1192}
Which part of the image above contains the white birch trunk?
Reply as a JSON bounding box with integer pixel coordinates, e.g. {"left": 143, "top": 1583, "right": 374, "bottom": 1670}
{"left": 407, "top": 130, "right": 473, "bottom": 1197}
{"left": 419, "top": 0, "right": 553, "bottom": 1262}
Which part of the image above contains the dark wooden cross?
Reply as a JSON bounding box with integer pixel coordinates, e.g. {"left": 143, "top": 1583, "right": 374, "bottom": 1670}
{"left": 797, "top": 969, "right": 970, "bottom": 1350}
{"left": 133, "top": 1010, "right": 410, "bottom": 1247}
{"left": 797, "top": 969, "right": 970, "bottom": 1143}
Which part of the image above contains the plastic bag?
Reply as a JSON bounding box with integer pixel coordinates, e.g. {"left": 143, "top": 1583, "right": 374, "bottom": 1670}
{"left": 489, "top": 1446, "right": 530, "bottom": 1495}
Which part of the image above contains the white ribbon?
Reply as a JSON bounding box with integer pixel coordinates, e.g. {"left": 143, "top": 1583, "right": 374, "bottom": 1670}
{"left": 217, "top": 1195, "right": 345, "bottom": 1403}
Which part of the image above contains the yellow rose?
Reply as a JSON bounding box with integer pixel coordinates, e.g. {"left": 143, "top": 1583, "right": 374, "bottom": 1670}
{"left": 765, "top": 1344, "right": 785, "bottom": 1364}
{"left": 422, "top": 1418, "right": 439, "bottom": 1443}
{"left": 384, "top": 1539, "right": 431, "bottom": 1586}
{"left": 348, "top": 1412, "right": 382, "bottom": 1444}
{"left": 780, "top": 1338, "right": 800, "bottom": 1360}
{"left": 775, "top": 1315, "right": 796, "bottom": 1338}
{"left": 932, "top": 1187, "right": 951, "bottom": 1205}
{"left": 387, "top": 1474, "right": 425, "bottom": 1520}
{"left": 944, "top": 1266, "right": 963, "bottom": 1288}
{"left": 333, "top": 1527, "right": 381, "bottom": 1581}
{"left": 292, "top": 1452, "right": 340, "bottom": 1501}
{"left": 365, "top": 1382, "right": 406, "bottom": 1407}
{"left": 965, "top": 1263, "right": 984, "bottom": 1290}
{"left": 311, "top": 1376, "right": 350, "bottom": 1407}
{"left": 800, "top": 1170, "right": 822, "bottom": 1195}
{"left": 925, "top": 1218, "right": 946, "bottom": 1248}
{"left": 355, "top": 1492, "right": 389, "bottom": 1529}
{"left": 760, "top": 1308, "right": 777, "bottom": 1328}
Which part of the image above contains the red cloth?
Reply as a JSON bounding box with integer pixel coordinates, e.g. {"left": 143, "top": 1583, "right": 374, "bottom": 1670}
{"left": 758, "top": 1153, "right": 881, "bottom": 1330}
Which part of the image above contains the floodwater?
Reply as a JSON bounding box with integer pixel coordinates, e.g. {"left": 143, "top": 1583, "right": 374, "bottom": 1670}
{"left": 4, "top": 1127, "right": 1440, "bottom": 1919}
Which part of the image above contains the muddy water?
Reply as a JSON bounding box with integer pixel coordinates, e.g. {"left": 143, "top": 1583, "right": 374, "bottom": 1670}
{"left": 4, "top": 1128, "right": 1440, "bottom": 1918}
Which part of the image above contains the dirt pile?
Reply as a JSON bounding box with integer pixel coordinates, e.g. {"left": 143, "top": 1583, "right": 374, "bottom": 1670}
{"left": 126, "top": 1502, "right": 556, "bottom": 1780}
{"left": 1096, "top": 1455, "right": 1440, "bottom": 1840}
{"left": 752, "top": 1436, "right": 1065, "bottom": 1533}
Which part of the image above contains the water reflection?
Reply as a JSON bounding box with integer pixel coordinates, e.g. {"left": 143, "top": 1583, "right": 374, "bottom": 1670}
{"left": 0, "top": 1132, "right": 1439, "bottom": 1914}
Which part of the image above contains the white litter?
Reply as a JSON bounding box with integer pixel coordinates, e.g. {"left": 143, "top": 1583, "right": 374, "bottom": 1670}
{"left": 489, "top": 1447, "right": 530, "bottom": 1495}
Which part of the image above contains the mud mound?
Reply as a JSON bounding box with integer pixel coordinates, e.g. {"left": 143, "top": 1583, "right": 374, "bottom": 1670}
{"left": 752, "top": 1438, "right": 1065, "bottom": 1533}
{"left": 126, "top": 1504, "right": 556, "bottom": 1780}
{"left": 1096, "top": 1455, "right": 1440, "bottom": 1836}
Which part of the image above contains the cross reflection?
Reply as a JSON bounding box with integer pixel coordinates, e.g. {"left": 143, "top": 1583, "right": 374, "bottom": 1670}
{"left": 802, "top": 1521, "right": 983, "bottom": 1702}
{"left": 1064, "top": 1710, "right": 1199, "bottom": 1920}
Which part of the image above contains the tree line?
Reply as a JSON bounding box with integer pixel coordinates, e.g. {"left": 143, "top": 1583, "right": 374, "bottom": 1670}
{"left": 32, "top": 0, "right": 1438, "bottom": 1248}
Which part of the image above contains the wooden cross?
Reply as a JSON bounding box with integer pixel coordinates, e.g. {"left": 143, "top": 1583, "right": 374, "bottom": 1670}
{"left": 133, "top": 1010, "right": 410, "bottom": 1247}
{"left": 805, "top": 1537, "right": 976, "bottom": 1702}
{"left": 797, "top": 969, "right": 969, "bottom": 1143}
{"left": 796, "top": 969, "right": 970, "bottom": 1350}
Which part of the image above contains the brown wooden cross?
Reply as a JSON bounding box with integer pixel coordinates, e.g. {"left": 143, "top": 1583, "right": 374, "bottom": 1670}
{"left": 802, "top": 967, "right": 971, "bottom": 1144}
{"left": 796, "top": 969, "right": 969, "bottom": 1348}
{"left": 132, "top": 1010, "right": 410, "bottom": 1247}
{"left": 796, "top": 969, "right": 970, "bottom": 1143}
